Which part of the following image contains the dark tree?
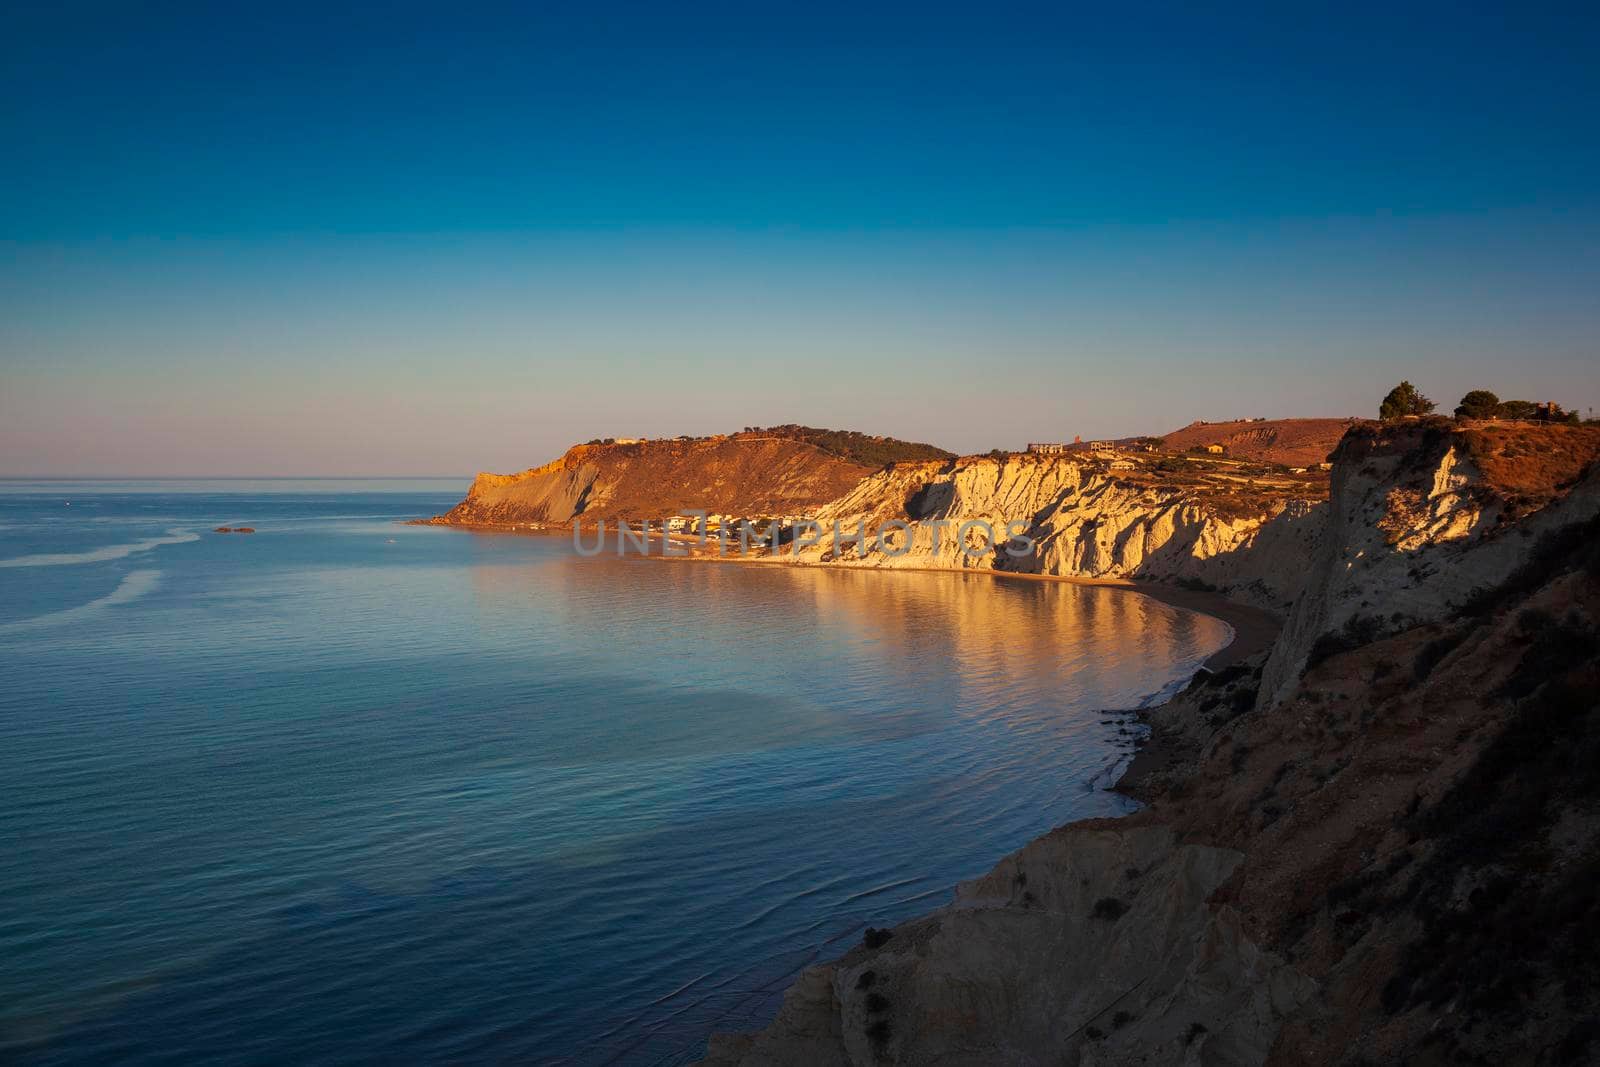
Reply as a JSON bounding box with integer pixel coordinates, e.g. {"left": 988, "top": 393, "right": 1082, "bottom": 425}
{"left": 1454, "top": 390, "right": 1501, "bottom": 419}
{"left": 1379, "top": 381, "right": 1436, "bottom": 420}
{"left": 1496, "top": 400, "right": 1539, "bottom": 421}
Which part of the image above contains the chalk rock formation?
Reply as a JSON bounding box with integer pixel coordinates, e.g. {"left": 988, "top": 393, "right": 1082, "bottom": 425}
{"left": 789, "top": 454, "right": 1324, "bottom": 613}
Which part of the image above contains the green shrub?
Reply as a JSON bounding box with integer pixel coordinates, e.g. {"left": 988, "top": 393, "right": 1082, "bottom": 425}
{"left": 753, "top": 424, "right": 953, "bottom": 466}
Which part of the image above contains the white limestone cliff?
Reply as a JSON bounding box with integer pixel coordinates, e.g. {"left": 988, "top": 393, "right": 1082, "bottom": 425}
{"left": 784, "top": 454, "right": 1324, "bottom": 614}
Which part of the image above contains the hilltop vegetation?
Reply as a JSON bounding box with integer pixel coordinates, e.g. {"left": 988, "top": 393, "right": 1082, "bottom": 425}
{"left": 1379, "top": 380, "right": 1436, "bottom": 420}
{"left": 1379, "top": 381, "right": 1587, "bottom": 424}
{"left": 1455, "top": 421, "right": 1600, "bottom": 518}
{"left": 580, "top": 426, "right": 954, "bottom": 467}
{"left": 740, "top": 425, "right": 954, "bottom": 467}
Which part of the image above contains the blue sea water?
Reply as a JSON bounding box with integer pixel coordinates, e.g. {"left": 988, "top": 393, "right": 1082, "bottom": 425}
{"left": 0, "top": 480, "right": 1229, "bottom": 1065}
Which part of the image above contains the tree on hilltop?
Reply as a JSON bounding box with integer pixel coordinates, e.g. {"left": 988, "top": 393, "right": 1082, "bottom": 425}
{"left": 1496, "top": 400, "right": 1539, "bottom": 421}
{"left": 1485, "top": 399, "right": 1579, "bottom": 423}
{"left": 1379, "top": 381, "right": 1436, "bottom": 420}
{"left": 1454, "top": 390, "right": 1501, "bottom": 419}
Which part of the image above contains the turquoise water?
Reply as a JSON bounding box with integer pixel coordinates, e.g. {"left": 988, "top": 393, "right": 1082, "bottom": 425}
{"left": 0, "top": 480, "right": 1229, "bottom": 1064}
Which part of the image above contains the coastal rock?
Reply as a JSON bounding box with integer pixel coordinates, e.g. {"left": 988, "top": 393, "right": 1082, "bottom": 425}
{"left": 703, "top": 420, "right": 1600, "bottom": 1066}
{"left": 701, "top": 826, "right": 1319, "bottom": 1066}
{"left": 428, "top": 433, "right": 883, "bottom": 527}
{"left": 789, "top": 454, "right": 1325, "bottom": 613}
{"left": 1259, "top": 420, "right": 1600, "bottom": 707}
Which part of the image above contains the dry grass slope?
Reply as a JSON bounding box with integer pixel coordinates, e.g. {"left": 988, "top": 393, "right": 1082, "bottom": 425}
{"left": 1160, "top": 418, "right": 1360, "bottom": 467}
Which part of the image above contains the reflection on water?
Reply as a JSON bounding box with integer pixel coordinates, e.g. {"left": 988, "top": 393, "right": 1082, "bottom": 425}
{"left": 0, "top": 491, "right": 1227, "bottom": 1066}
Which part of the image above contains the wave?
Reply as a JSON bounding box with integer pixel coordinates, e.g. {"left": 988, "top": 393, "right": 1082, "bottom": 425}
{"left": 0, "top": 529, "right": 198, "bottom": 569}
{"left": 0, "top": 569, "right": 161, "bottom": 632}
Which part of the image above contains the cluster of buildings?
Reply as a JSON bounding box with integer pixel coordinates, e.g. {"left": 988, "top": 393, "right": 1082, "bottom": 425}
{"left": 1025, "top": 439, "right": 1143, "bottom": 469}
{"left": 1027, "top": 438, "right": 1159, "bottom": 456}
{"left": 664, "top": 514, "right": 777, "bottom": 539}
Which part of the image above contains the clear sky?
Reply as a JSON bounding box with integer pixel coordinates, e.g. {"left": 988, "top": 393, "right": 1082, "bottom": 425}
{"left": 3, "top": 2, "right": 1598, "bottom": 476}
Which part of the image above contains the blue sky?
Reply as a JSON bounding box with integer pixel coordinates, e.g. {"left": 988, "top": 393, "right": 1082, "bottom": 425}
{"left": 3, "top": 2, "right": 1598, "bottom": 475}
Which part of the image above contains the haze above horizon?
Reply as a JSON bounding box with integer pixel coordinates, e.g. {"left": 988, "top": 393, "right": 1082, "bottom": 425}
{"left": 4, "top": 2, "right": 1598, "bottom": 476}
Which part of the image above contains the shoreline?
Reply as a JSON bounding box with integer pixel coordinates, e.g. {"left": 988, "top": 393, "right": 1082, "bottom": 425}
{"left": 663, "top": 551, "right": 1280, "bottom": 672}
{"left": 410, "top": 518, "right": 1279, "bottom": 670}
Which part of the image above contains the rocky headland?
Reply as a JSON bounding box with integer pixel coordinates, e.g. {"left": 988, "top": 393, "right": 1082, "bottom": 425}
{"left": 696, "top": 420, "right": 1600, "bottom": 1066}
{"left": 418, "top": 427, "right": 950, "bottom": 529}
{"left": 424, "top": 426, "right": 1335, "bottom": 615}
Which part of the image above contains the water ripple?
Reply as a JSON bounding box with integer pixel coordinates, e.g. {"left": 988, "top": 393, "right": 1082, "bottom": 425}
{"left": 0, "top": 486, "right": 1230, "bottom": 1067}
{"left": 0, "top": 570, "right": 162, "bottom": 633}
{"left": 0, "top": 528, "right": 197, "bottom": 568}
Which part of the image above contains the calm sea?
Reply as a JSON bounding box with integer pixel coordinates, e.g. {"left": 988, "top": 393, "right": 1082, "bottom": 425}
{"left": 0, "top": 480, "right": 1229, "bottom": 1065}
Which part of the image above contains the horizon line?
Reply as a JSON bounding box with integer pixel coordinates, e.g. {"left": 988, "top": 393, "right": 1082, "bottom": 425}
{"left": 0, "top": 474, "right": 474, "bottom": 482}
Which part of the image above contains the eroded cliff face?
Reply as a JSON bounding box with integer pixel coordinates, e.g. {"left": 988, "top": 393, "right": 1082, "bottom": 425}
{"left": 433, "top": 435, "right": 876, "bottom": 526}
{"left": 789, "top": 454, "right": 1324, "bottom": 614}
{"left": 1259, "top": 421, "right": 1600, "bottom": 707}
{"left": 698, "top": 422, "right": 1600, "bottom": 1067}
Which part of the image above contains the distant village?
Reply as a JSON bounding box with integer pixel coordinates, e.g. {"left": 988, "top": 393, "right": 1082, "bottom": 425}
{"left": 1024, "top": 416, "right": 1342, "bottom": 474}
{"left": 1024, "top": 435, "right": 1237, "bottom": 466}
